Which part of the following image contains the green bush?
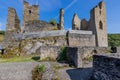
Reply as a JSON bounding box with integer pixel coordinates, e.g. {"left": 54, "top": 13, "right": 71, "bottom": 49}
{"left": 50, "top": 19, "right": 57, "bottom": 26}
{"left": 57, "top": 47, "right": 67, "bottom": 61}
{"left": 0, "top": 31, "right": 5, "bottom": 35}
{"left": 32, "top": 64, "right": 45, "bottom": 80}
{"left": 38, "top": 64, "right": 45, "bottom": 73}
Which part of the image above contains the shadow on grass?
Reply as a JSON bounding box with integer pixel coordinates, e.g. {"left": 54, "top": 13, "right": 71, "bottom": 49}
{"left": 32, "top": 56, "right": 40, "bottom": 61}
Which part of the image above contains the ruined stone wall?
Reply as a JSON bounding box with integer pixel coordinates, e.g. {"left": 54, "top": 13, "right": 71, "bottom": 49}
{"left": 72, "top": 14, "right": 81, "bottom": 30}
{"left": 67, "top": 47, "right": 108, "bottom": 68}
{"left": 4, "top": 7, "right": 20, "bottom": 47}
{"left": 24, "top": 20, "right": 57, "bottom": 32}
{"left": 22, "top": 1, "right": 39, "bottom": 29}
{"left": 59, "top": 8, "right": 64, "bottom": 30}
{"left": 68, "top": 30, "right": 95, "bottom": 47}
{"left": 81, "top": 19, "right": 89, "bottom": 30}
{"left": 93, "top": 54, "right": 120, "bottom": 80}
{"left": 89, "top": 1, "right": 108, "bottom": 47}
{"left": 6, "top": 7, "right": 20, "bottom": 32}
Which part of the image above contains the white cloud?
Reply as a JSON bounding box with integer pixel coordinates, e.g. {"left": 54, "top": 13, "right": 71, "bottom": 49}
{"left": 64, "top": 0, "right": 77, "bottom": 11}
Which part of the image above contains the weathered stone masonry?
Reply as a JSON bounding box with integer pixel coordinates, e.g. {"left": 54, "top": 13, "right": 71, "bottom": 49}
{"left": 4, "top": 7, "right": 20, "bottom": 47}
{"left": 92, "top": 54, "right": 120, "bottom": 80}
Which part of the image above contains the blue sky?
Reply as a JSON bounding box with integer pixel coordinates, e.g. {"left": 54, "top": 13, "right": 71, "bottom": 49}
{"left": 0, "top": 0, "right": 120, "bottom": 33}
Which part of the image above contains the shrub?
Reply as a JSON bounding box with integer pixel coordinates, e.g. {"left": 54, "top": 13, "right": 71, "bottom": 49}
{"left": 50, "top": 19, "right": 57, "bottom": 26}
{"left": 0, "top": 31, "right": 5, "bottom": 35}
{"left": 32, "top": 64, "right": 45, "bottom": 80}
{"left": 57, "top": 47, "right": 67, "bottom": 61}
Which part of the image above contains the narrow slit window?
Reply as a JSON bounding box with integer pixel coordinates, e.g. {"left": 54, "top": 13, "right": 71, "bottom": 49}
{"left": 99, "top": 21, "right": 103, "bottom": 30}
{"left": 29, "top": 10, "right": 32, "bottom": 14}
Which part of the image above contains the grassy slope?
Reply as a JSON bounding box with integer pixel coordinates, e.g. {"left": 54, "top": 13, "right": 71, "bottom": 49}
{"left": 108, "top": 34, "right": 120, "bottom": 47}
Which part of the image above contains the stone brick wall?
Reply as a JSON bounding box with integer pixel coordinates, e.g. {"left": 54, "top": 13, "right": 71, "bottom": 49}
{"left": 66, "top": 47, "right": 108, "bottom": 68}
{"left": 4, "top": 7, "right": 20, "bottom": 47}
{"left": 81, "top": 19, "right": 89, "bottom": 30}
{"left": 72, "top": 14, "right": 81, "bottom": 30}
{"left": 89, "top": 1, "right": 108, "bottom": 47}
{"left": 22, "top": 1, "right": 39, "bottom": 30}
{"left": 68, "top": 30, "right": 95, "bottom": 47}
{"left": 93, "top": 54, "right": 120, "bottom": 80}
{"left": 39, "top": 46, "right": 61, "bottom": 60}
{"left": 24, "top": 20, "right": 57, "bottom": 32}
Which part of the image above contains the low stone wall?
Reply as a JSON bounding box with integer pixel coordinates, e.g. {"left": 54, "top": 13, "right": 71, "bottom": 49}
{"left": 93, "top": 54, "right": 120, "bottom": 80}
{"left": 39, "top": 46, "right": 61, "bottom": 60}
{"left": 14, "top": 30, "right": 67, "bottom": 40}
{"left": 66, "top": 47, "right": 108, "bottom": 68}
{"left": 68, "top": 31, "right": 95, "bottom": 47}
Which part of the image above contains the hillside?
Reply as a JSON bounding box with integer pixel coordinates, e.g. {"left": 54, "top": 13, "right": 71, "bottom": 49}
{"left": 0, "top": 31, "right": 5, "bottom": 42}
{"left": 108, "top": 34, "right": 120, "bottom": 47}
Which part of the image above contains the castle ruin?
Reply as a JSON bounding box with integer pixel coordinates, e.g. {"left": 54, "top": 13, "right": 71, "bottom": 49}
{"left": 3, "top": 1, "right": 108, "bottom": 58}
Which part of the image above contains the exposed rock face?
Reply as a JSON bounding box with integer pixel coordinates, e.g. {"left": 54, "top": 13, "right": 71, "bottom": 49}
{"left": 89, "top": 1, "right": 108, "bottom": 47}
{"left": 22, "top": 1, "right": 39, "bottom": 32}
{"left": 72, "top": 14, "right": 81, "bottom": 30}
{"left": 93, "top": 54, "right": 120, "bottom": 80}
{"left": 59, "top": 8, "right": 64, "bottom": 30}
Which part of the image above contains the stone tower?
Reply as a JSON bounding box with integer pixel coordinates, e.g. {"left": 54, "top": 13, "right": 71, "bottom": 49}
{"left": 4, "top": 7, "right": 20, "bottom": 47}
{"left": 22, "top": 1, "right": 39, "bottom": 30}
{"left": 59, "top": 8, "right": 64, "bottom": 30}
{"left": 89, "top": 1, "right": 108, "bottom": 47}
{"left": 6, "top": 7, "right": 20, "bottom": 32}
{"left": 72, "top": 14, "right": 81, "bottom": 30}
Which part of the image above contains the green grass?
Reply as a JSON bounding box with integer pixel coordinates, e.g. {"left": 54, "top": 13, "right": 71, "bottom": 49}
{"left": 0, "top": 55, "right": 40, "bottom": 63}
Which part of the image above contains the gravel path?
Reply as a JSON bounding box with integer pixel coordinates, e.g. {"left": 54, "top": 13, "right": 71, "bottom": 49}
{"left": 0, "top": 61, "right": 93, "bottom": 80}
{"left": 58, "top": 61, "right": 93, "bottom": 80}
{"left": 0, "top": 62, "right": 40, "bottom": 80}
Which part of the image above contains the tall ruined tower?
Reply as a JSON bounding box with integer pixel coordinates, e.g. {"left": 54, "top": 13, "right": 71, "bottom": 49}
{"left": 22, "top": 1, "right": 39, "bottom": 31}
{"left": 6, "top": 8, "right": 20, "bottom": 32}
{"left": 89, "top": 1, "right": 108, "bottom": 47}
{"left": 4, "top": 7, "right": 20, "bottom": 47}
{"left": 59, "top": 8, "right": 64, "bottom": 30}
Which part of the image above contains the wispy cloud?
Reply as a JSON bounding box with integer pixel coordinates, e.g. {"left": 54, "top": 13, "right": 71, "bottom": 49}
{"left": 64, "top": 0, "right": 77, "bottom": 11}
{"left": 54, "top": 0, "right": 77, "bottom": 19}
